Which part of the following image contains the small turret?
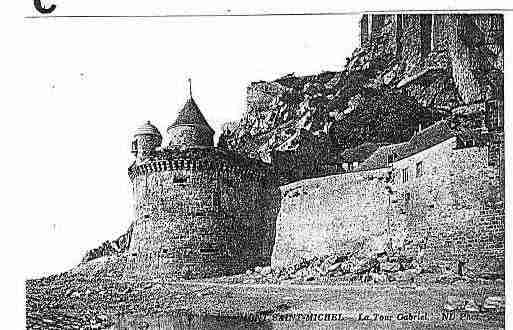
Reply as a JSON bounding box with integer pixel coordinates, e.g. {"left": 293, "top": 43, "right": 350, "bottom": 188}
{"left": 167, "top": 79, "right": 215, "bottom": 147}
{"left": 132, "top": 121, "right": 162, "bottom": 163}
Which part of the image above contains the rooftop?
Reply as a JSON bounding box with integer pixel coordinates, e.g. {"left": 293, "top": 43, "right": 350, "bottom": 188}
{"left": 331, "top": 142, "right": 384, "bottom": 164}
{"left": 134, "top": 121, "right": 162, "bottom": 138}
{"left": 167, "top": 97, "right": 215, "bottom": 134}
{"left": 358, "top": 142, "right": 408, "bottom": 171}
{"left": 358, "top": 120, "right": 461, "bottom": 171}
{"left": 398, "top": 120, "right": 455, "bottom": 160}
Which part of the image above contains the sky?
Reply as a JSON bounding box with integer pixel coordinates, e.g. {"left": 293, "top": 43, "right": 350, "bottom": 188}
{"left": 21, "top": 13, "right": 360, "bottom": 278}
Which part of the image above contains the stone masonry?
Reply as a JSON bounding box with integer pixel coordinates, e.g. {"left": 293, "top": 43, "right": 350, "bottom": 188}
{"left": 272, "top": 169, "right": 392, "bottom": 268}
{"left": 126, "top": 96, "right": 280, "bottom": 280}
{"left": 272, "top": 120, "right": 504, "bottom": 274}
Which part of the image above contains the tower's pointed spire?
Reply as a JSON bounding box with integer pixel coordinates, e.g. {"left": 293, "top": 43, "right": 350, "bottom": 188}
{"left": 167, "top": 78, "right": 214, "bottom": 139}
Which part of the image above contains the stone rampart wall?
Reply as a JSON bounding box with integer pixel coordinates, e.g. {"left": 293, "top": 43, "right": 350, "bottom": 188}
{"left": 271, "top": 169, "right": 392, "bottom": 267}
{"left": 392, "top": 137, "right": 504, "bottom": 273}
{"left": 272, "top": 137, "right": 504, "bottom": 273}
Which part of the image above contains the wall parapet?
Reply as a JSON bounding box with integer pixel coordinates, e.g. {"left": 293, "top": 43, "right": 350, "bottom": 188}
{"left": 128, "top": 147, "right": 274, "bottom": 182}
{"left": 280, "top": 168, "right": 391, "bottom": 195}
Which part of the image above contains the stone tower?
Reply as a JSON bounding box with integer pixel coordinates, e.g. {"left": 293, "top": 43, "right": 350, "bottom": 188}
{"left": 126, "top": 89, "right": 281, "bottom": 280}
{"left": 131, "top": 121, "right": 162, "bottom": 164}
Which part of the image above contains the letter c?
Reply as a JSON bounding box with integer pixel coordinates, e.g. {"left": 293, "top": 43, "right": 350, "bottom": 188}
{"left": 34, "top": 0, "right": 56, "bottom": 14}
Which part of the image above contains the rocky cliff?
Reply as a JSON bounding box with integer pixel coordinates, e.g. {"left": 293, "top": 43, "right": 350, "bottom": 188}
{"left": 81, "top": 225, "right": 132, "bottom": 264}
{"left": 219, "top": 14, "right": 503, "bottom": 181}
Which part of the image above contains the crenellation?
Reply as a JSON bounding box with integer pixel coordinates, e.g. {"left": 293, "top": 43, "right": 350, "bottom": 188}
{"left": 126, "top": 94, "right": 280, "bottom": 280}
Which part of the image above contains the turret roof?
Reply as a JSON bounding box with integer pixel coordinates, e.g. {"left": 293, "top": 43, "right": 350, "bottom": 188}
{"left": 167, "top": 97, "right": 214, "bottom": 134}
{"left": 134, "top": 121, "right": 162, "bottom": 138}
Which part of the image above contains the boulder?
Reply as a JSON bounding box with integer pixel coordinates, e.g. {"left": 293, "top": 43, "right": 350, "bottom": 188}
{"left": 370, "top": 272, "right": 387, "bottom": 283}
{"left": 316, "top": 267, "right": 327, "bottom": 276}
{"left": 323, "top": 254, "right": 340, "bottom": 266}
{"left": 261, "top": 266, "right": 272, "bottom": 276}
{"left": 380, "top": 262, "right": 400, "bottom": 273}
{"left": 294, "top": 268, "right": 308, "bottom": 278}
{"left": 398, "top": 256, "right": 415, "bottom": 270}
{"left": 366, "top": 234, "right": 390, "bottom": 258}
{"left": 382, "top": 70, "right": 396, "bottom": 85}
{"left": 339, "top": 261, "right": 352, "bottom": 274}
{"left": 327, "top": 262, "right": 342, "bottom": 272}
{"left": 478, "top": 272, "right": 504, "bottom": 281}
{"left": 407, "top": 267, "right": 422, "bottom": 275}
{"left": 483, "top": 296, "right": 505, "bottom": 310}
{"left": 464, "top": 299, "right": 480, "bottom": 312}
{"left": 351, "top": 257, "right": 378, "bottom": 274}
{"left": 444, "top": 296, "right": 466, "bottom": 311}
{"left": 389, "top": 270, "right": 415, "bottom": 283}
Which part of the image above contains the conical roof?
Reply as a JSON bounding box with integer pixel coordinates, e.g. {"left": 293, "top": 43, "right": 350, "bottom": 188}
{"left": 167, "top": 97, "right": 214, "bottom": 134}
{"left": 134, "top": 121, "right": 162, "bottom": 138}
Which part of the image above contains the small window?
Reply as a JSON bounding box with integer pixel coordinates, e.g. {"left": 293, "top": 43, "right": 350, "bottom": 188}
{"left": 387, "top": 153, "right": 397, "bottom": 166}
{"left": 290, "top": 190, "right": 301, "bottom": 198}
{"left": 131, "top": 140, "right": 138, "bottom": 153}
{"left": 199, "top": 247, "right": 219, "bottom": 254}
{"left": 353, "top": 161, "right": 359, "bottom": 170}
{"left": 173, "top": 175, "right": 189, "bottom": 184}
{"left": 416, "top": 161, "right": 423, "bottom": 178}
{"left": 402, "top": 168, "right": 409, "bottom": 183}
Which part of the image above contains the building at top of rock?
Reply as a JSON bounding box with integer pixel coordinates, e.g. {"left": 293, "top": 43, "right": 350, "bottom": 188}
{"left": 167, "top": 82, "right": 215, "bottom": 147}
{"left": 359, "top": 14, "right": 503, "bottom": 88}
{"left": 131, "top": 121, "right": 162, "bottom": 164}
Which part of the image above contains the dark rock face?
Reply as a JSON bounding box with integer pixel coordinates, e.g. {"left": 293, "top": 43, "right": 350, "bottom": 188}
{"left": 219, "top": 14, "right": 503, "bottom": 182}
{"left": 81, "top": 225, "right": 133, "bottom": 263}
{"left": 448, "top": 15, "right": 504, "bottom": 104}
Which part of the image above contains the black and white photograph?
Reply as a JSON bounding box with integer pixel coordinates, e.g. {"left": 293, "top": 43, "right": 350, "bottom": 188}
{"left": 12, "top": 1, "right": 510, "bottom": 329}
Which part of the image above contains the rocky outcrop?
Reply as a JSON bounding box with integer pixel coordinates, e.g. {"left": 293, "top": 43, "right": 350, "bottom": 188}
{"left": 73, "top": 254, "right": 128, "bottom": 278}
{"left": 81, "top": 224, "right": 132, "bottom": 264}
{"left": 447, "top": 15, "right": 504, "bottom": 104}
{"left": 219, "top": 14, "right": 503, "bottom": 182}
